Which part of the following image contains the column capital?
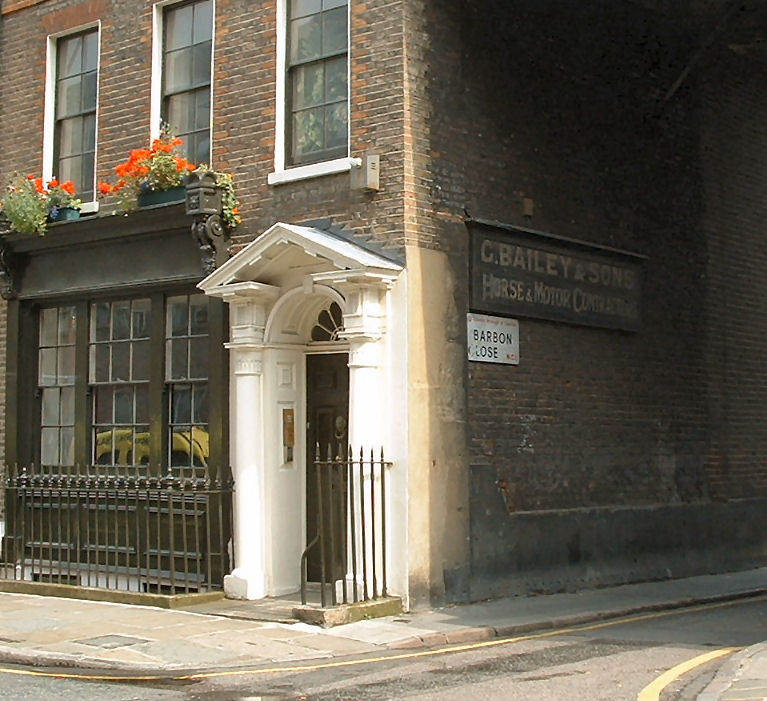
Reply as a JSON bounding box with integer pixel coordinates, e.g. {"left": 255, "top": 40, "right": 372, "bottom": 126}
{"left": 348, "top": 336, "right": 381, "bottom": 369}
{"left": 228, "top": 345, "right": 264, "bottom": 375}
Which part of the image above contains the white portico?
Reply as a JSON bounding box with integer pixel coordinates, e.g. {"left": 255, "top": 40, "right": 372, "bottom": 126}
{"left": 198, "top": 223, "right": 406, "bottom": 601}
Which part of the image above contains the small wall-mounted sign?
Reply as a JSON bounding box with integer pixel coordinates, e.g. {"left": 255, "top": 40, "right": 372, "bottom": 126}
{"left": 282, "top": 408, "right": 295, "bottom": 463}
{"left": 467, "top": 313, "right": 519, "bottom": 365}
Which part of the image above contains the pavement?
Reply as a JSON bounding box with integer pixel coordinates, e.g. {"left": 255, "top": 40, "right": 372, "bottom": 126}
{"left": 0, "top": 568, "right": 766, "bottom": 699}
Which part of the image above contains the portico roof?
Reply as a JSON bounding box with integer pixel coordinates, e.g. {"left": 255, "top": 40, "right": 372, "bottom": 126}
{"left": 198, "top": 222, "right": 402, "bottom": 295}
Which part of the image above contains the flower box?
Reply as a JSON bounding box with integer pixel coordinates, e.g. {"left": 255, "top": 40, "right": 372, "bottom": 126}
{"left": 137, "top": 186, "right": 186, "bottom": 208}
{"left": 49, "top": 207, "right": 81, "bottom": 223}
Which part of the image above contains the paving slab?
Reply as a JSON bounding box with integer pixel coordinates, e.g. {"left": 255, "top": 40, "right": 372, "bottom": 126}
{"left": 0, "top": 566, "right": 766, "bottom": 687}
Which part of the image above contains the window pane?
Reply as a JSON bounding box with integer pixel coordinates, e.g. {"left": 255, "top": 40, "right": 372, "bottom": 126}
{"left": 40, "top": 308, "right": 58, "bottom": 346}
{"left": 94, "top": 386, "right": 113, "bottom": 424}
{"left": 42, "top": 387, "right": 60, "bottom": 426}
{"left": 58, "top": 156, "right": 82, "bottom": 191}
{"left": 292, "top": 0, "right": 321, "bottom": 18}
{"left": 59, "top": 117, "right": 83, "bottom": 158}
{"left": 168, "top": 338, "right": 189, "bottom": 380}
{"left": 194, "top": 88, "right": 211, "bottom": 130}
{"left": 59, "top": 35, "right": 82, "bottom": 77}
{"left": 94, "top": 429, "right": 114, "bottom": 465}
{"left": 165, "top": 47, "right": 193, "bottom": 93}
{"left": 166, "top": 3, "right": 194, "bottom": 50}
{"left": 92, "top": 302, "right": 110, "bottom": 342}
{"left": 80, "top": 154, "right": 95, "bottom": 200}
{"left": 193, "top": 132, "right": 210, "bottom": 166}
{"left": 193, "top": 384, "right": 209, "bottom": 423}
{"left": 82, "top": 31, "right": 98, "bottom": 71}
{"left": 192, "top": 41, "right": 211, "bottom": 85}
{"left": 57, "top": 77, "right": 82, "bottom": 118}
{"left": 326, "top": 102, "right": 348, "bottom": 149}
{"left": 325, "top": 55, "right": 347, "bottom": 101}
{"left": 189, "top": 337, "right": 208, "bottom": 379}
{"left": 323, "top": 0, "right": 347, "bottom": 8}
{"left": 167, "top": 296, "right": 189, "bottom": 337}
{"left": 83, "top": 113, "right": 96, "bottom": 152}
{"left": 132, "top": 340, "right": 150, "bottom": 381}
{"left": 167, "top": 92, "right": 192, "bottom": 134}
{"left": 90, "top": 343, "right": 110, "bottom": 383}
{"left": 193, "top": 0, "right": 213, "bottom": 43}
{"left": 58, "top": 306, "right": 76, "bottom": 345}
{"left": 293, "top": 62, "right": 324, "bottom": 109}
{"left": 290, "top": 16, "right": 322, "bottom": 63}
{"left": 189, "top": 296, "right": 208, "bottom": 335}
{"left": 114, "top": 386, "right": 133, "bottom": 424}
{"left": 39, "top": 348, "right": 57, "bottom": 386}
{"left": 82, "top": 71, "right": 97, "bottom": 111}
{"left": 172, "top": 385, "right": 192, "bottom": 423}
{"left": 60, "top": 428, "right": 75, "bottom": 466}
{"left": 135, "top": 385, "right": 149, "bottom": 424}
{"left": 135, "top": 429, "right": 150, "bottom": 465}
{"left": 57, "top": 345, "right": 76, "bottom": 385}
{"left": 41, "top": 428, "right": 60, "bottom": 465}
{"left": 112, "top": 301, "right": 131, "bottom": 340}
{"left": 60, "top": 386, "right": 75, "bottom": 426}
{"left": 293, "top": 107, "right": 324, "bottom": 159}
{"left": 111, "top": 342, "right": 130, "bottom": 381}
{"left": 322, "top": 7, "right": 347, "bottom": 55}
{"left": 132, "top": 299, "right": 151, "bottom": 339}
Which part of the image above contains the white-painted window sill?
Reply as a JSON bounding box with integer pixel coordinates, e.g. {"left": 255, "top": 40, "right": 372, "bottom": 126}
{"left": 79, "top": 200, "right": 99, "bottom": 214}
{"left": 267, "top": 156, "right": 360, "bottom": 186}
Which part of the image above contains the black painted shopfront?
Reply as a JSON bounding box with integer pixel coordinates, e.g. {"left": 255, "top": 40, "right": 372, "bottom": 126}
{"left": 1, "top": 204, "right": 231, "bottom": 594}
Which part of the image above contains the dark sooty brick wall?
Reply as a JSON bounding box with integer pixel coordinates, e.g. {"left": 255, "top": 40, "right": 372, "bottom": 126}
{"left": 424, "top": 0, "right": 767, "bottom": 595}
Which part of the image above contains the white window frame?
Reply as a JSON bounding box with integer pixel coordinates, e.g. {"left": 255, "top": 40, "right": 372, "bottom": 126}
{"left": 43, "top": 21, "right": 102, "bottom": 212}
{"left": 151, "top": 0, "right": 216, "bottom": 159}
{"left": 268, "top": 0, "right": 354, "bottom": 186}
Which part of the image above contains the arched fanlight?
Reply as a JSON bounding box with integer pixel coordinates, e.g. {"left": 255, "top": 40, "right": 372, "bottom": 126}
{"left": 310, "top": 301, "right": 343, "bottom": 342}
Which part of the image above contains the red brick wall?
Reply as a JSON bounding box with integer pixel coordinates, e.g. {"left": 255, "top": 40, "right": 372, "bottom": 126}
{"left": 0, "top": 0, "right": 414, "bottom": 517}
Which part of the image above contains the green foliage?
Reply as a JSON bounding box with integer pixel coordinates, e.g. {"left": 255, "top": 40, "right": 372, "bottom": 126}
{"left": 1, "top": 176, "right": 51, "bottom": 236}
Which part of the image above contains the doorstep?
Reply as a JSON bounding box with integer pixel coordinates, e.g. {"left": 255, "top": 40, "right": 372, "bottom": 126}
{"left": 293, "top": 596, "right": 404, "bottom": 628}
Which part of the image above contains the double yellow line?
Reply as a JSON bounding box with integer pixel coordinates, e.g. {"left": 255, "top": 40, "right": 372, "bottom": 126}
{"left": 0, "top": 595, "right": 758, "bottom": 687}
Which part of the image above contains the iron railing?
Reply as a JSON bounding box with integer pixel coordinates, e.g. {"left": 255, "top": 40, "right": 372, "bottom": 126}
{"left": 301, "top": 445, "right": 392, "bottom": 608}
{"left": 1, "top": 463, "right": 233, "bottom": 594}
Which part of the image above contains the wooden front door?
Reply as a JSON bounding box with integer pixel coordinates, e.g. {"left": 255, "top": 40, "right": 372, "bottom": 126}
{"left": 305, "top": 353, "right": 349, "bottom": 582}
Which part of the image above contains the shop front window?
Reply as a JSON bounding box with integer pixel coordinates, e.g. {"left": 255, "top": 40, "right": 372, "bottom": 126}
{"left": 32, "top": 293, "right": 213, "bottom": 473}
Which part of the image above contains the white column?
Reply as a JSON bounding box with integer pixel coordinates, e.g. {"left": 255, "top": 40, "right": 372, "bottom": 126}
{"left": 347, "top": 337, "right": 382, "bottom": 452}
{"left": 224, "top": 346, "right": 266, "bottom": 599}
{"left": 218, "top": 289, "right": 278, "bottom": 600}
{"left": 340, "top": 282, "right": 386, "bottom": 451}
{"left": 338, "top": 282, "right": 388, "bottom": 598}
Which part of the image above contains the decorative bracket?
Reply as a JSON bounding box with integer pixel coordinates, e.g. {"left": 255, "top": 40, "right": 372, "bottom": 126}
{"left": 191, "top": 213, "right": 230, "bottom": 275}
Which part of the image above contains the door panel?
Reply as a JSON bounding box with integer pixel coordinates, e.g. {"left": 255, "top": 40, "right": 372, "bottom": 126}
{"left": 306, "top": 353, "right": 349, "bottom": 582}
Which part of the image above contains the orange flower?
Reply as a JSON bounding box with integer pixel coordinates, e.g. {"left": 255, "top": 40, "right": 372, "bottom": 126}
{"left": 27, "top": 174, "right": 35, "bottom": 180}
{"left": 34, "top": 178, "right": 45, "bottom": 194}
{"left": 61, "top": 181, "right": 76, "bottom": 195}
{"left": 47, "top": 178, "right": 59, "bottom": 189}
{"left": 98, "top": 181, "right": 113, "bottom": 195}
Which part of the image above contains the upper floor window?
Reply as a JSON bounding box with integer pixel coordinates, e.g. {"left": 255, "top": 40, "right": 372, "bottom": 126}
{"left": 162, "top": 0, "right": 213, "bottom": 166}
{"left": 54, "top": 30, "right": 98, "bottom": 201}
{"left": 287, "top": 0, "right": 348, "bottom": 166}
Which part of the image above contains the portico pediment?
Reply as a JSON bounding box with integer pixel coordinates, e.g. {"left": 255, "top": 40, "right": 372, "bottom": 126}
{"left": 198, "top": 222, "right": 402, "bottom": 295}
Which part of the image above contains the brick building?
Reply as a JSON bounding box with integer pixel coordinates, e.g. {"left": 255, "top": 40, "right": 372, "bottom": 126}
{"left": 0, "top": 0, "right": 765, "bottom": 610}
